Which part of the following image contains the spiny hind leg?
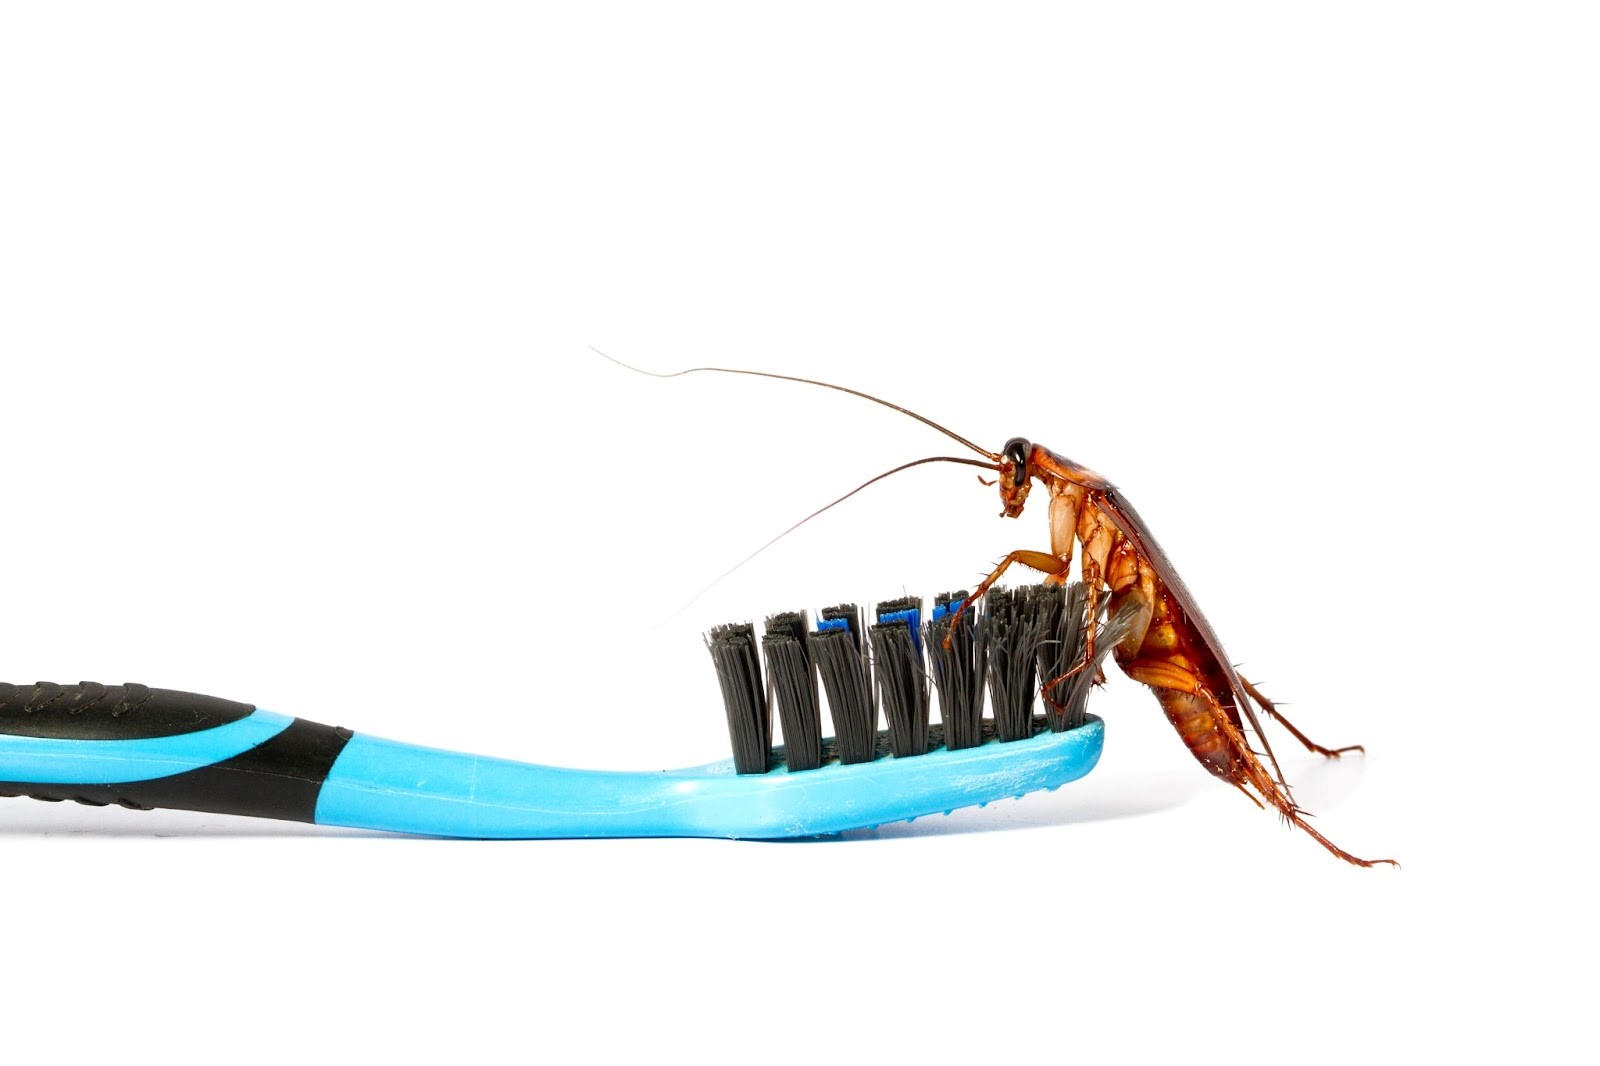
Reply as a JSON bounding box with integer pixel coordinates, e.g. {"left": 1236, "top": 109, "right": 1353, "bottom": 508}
{"left": 1249, "top": 767, "right": 1397, "bottom": 866}
{"left": 1239, "top": 675, "right": 1365, "bottom": 758}
{"left": 1221, "top": 707, "right": 1396, "bottom": 867}
{"left": 1152, "top": 674, "right": 1396, "bottom": 868}
{"left": 1282, "top": 804, "right": 1398, "bottom": 868}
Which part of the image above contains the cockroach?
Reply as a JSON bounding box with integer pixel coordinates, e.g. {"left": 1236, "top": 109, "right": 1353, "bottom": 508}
{"left": 598, "top": 351, "right": 1396, "bottom": 867}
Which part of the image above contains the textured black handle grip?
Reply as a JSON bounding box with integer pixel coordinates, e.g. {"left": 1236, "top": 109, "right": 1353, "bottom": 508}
{"left": 0, "top": 682, "right": 255, "bottom": 740}
{"left": 0, "top": 682, "right": 354, "bottom": 822}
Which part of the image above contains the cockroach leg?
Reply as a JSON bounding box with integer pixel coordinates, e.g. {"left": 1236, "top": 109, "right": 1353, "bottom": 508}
{"left": 945, "top": 548, "right": 1066, "bottom": 645}
{"left": 1038, "top": 656, "right": 1098, "bottom": 707}
{"left": 1283, "top": 807, "right": 1399, "bottom": 868}
{"left": 1239, "top": 676, "right": 1365, "bottom": 758}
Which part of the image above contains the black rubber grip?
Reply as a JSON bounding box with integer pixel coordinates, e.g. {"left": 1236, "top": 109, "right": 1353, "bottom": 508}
{"left": 1, "top": 682, "right": 355, "bottom": 823}
{"left": 0, "top": 718, "right": 355, "bottom": 822}
{"left": 0, "top": 683, "right": 255, "bottom": 741}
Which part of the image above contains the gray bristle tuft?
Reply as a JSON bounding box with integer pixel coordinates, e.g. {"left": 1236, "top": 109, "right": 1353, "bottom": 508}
{"left": 812, "top": 625, "right": 875, "bottom": 764}
{"left": 761, "top": 609, "right": 821, "bottom": 772}
{"left": 927, "top": 590, "right": 986, "bottom": 750}
{"left": 706, "top": 622, "right": 770, "bottom": 774}
{"left": 870, "top": 616, "right": 928, "bottom": 758}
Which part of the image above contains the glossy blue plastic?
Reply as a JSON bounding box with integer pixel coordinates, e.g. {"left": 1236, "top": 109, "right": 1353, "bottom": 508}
{"left": 313, "top": 717, "right": 1103, "bottom": 838}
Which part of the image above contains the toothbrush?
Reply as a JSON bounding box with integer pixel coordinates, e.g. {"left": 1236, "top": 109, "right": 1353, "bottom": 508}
{"left": 1, "top": 583, "right": 1131, "bottom": 838}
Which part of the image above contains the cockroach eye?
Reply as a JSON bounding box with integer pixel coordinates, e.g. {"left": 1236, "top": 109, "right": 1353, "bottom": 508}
{"left": 1003, "top": 437, "right": 1031, "bottom": 485}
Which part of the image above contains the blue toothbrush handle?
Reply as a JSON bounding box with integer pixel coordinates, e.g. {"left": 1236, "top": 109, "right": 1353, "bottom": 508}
{"left": 2, "top": 681, "right": 1106, "bottom": 838}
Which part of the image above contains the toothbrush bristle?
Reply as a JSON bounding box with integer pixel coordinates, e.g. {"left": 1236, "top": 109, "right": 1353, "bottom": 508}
{"left": 817, "top": 603, "right": 864, "bottom": 651}
{"left": 811, "top": 619, "right": 875, "bottom": 765}
{"left": 869, "top": 609, "right": 928, "bottom": 758}
{"left": 709, "top": 582, "right": 1114, "bottom": 774}
{"left": 706, "top": 623, "right": 770, "bottom": 775}
{"left": 928, "top": 589, "right": 985, "bottom": 750}
{"left": 761, "top": 610, "right": 821, "bottom": 773}
{"left": 1035, "top": 582, "right": 1086, "bottom": 732}
{"left": 873, "top": 595, "right": 924, "bottom": 658}
{"left": 983, "top": 586, "right": 1042, "bottom": 742}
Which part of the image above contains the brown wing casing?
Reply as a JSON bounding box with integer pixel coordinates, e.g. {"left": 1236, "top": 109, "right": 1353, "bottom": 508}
{"left": 1034, "top": 446, "right": 1394, "bottom": 866}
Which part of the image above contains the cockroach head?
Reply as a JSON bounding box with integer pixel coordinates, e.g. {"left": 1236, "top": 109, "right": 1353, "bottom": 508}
{"left": 998, "top": 436, "right": 1033, "bottom": 517}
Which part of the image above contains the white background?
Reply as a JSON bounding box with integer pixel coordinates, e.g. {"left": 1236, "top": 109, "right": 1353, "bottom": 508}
{"left": 2, "top": 3, "right": 1593, "bottom": 1062}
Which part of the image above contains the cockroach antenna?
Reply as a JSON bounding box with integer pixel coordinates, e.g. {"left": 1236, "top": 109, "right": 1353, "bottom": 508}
{"left": 594, "top": 346, "right": 1000, "bottom": 612}
{"left": 590, "top": 346, "right": 1000, "bottom": 462}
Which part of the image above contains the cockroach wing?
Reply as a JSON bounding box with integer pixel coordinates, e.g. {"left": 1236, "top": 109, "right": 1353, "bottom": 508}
{"left": 1091, "top": 484, "right": 1291, "bottom": 791}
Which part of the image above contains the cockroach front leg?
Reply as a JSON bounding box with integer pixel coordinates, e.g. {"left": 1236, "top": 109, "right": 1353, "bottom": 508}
{"left": 952, "top": 546, "right": 1086, "bottom": 716}
{"left": 945, "top": 548, "right": 1068, "bottom": 642}
{"left": 1238, "top": 676, "right": 1365, "bottom": 758}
